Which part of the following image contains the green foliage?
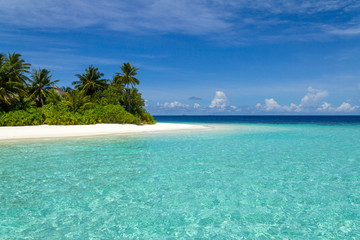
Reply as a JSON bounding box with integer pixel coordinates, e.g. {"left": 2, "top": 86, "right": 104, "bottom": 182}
{"left": 10, "top": 94, "right": 33, "bottom": 111}
{"left": 0, "top": 103, "right": 144, "bottom": 126}
{"left": 0, "top": 52, "right": 31, "bottom": 109}
{"left": 46, "top": 89, "right": 63, "bottom": 105}
{"left": 92, "top": 84, "right": 155, "bottom": 124}
{"left": 92, "top": 82, "right": 125, "bottom": 105}
{"left": 65, "top": 89, "right": 94, "bottom": 112}
{"left": 0, "top": 52, "right": 155, "bottom": 126}
{"left": 120, "top": 88, "right": 145, "bottom": 114}
{"left": 101, "top": 105, "right": 141, "bottom": 124}
{"left": 5, "top": 52, "right": 31, "bottom": 84}
{"left": 138, "top": 110, "right": 156, "bottom": 124}
{"left": 61, "top": 86, "right": 73, "bottom": 93}
{"left": 114, "top": 62, "right": 140, "bottom": 112}
{"left": 28, "top": 68, "right": 59, "bottom": 107}
{"left": 42, "top": 102, "right": 78, "bottom": 125}
{"left": 73, "top": 65, "right": 108, "bottom": 95}
{"left": 0, "top": 108, "right": 43, "bottom": 126}
{"left": 114, "top": 62, "right": 139, "bottom": 87}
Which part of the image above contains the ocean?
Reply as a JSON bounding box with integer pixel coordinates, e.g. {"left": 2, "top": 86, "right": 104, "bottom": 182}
{"left": 155, "top": 115, "right": 360, "bottom": 124}
{"left": 1, "top": 116, "right": 360, "bottom": 239}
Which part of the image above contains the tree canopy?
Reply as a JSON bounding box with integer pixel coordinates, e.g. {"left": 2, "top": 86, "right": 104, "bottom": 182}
{"left": 29, "top": 68, "right": 59, "bottom": 107}
{"left": 0, "top": 53, "right": 31, "bottom": 109}
{"left": 0, "top": 52, "right": 155, "bottom": 125}
{"left": 114, "top": 62, "right": 140, "bottom": 112}
{"left": 73, "top": 65, "right": 108, "bottom": 95}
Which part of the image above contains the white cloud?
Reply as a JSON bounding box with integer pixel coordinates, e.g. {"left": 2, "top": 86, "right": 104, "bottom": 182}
{"left": 317, "top": 102, "right": 332, "bottom": 111}
{"left": 1, "top": 0, "right": 359, "bottom": 43}
{"left": 264, "top": 98, "right": 282, "bottom": 111}
{"left": 335, "top": 102, "right": 359, "bottom": 112}
{"left": 149, "top": 100, "right": 195, "bottom": 114}
{"left": 149, "top": 87, "right": 358, "bottom": 114}
{"left": 209, "top": 91, "right": 229, "bottom": 109}
{"left": 317, "top": 101, "right": 359, "bottom": 112}
{"left": 279, "top": 86, "right": 328, "bottom": 112}
{"left": 256, "top": 86, "right": 359, "bottom": 113}
{"left": 149, "top": 90, "right": 239, "bottom": 114}
{"left": 155, "top": 101, "right": 202, "bottom": 110}
{"left": 283, "top": 103, "right": 300, "bottom": 112}
{"left": 329, "top": 26, "right": 360, "bottom": 36}
{"left": 259, "top": 98, "right": 299, "bottom": 112}
{"left": 161, "top": 101, "right": 189, "bottom": 109}
{"left": 299, "top": 86, "right": 328, "bottom": 106}
{"left": 0, "top": 0, "right": 230, "bottom": 35}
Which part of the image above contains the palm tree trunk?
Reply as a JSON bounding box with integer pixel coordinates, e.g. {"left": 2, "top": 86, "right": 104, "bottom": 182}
{"left": 127, "top": 88, "right": 130, "bottom": 112}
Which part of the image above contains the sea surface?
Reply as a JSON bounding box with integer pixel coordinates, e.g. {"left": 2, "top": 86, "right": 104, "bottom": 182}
{"left": 1, "top": 116, "right": 360, "bottom": 239}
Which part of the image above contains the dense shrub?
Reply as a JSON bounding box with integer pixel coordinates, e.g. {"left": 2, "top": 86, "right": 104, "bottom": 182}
{"left": 93, "top": 83, "right": 124, "bottom": 105}
{"left": 83, "top": 105, "right": 141, "bottom": 124}
{"left": 102, "top": 105, "right": 142, "bottom": 124}
{"left": 135, "top": 110, "right": 156, "bottom": 124}
{"left": 42, "top": 102, "right": 82, "bottom": 125}
{"left": 0, "top": 103, "right": 150, "bottom": 126}
{"left": 0, "top": 108, "right": 44, "bottom": 126}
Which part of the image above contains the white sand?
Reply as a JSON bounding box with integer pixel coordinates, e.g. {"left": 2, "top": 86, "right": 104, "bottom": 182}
{"left": 0, "top": 123, "right": 209, "bottom": 141}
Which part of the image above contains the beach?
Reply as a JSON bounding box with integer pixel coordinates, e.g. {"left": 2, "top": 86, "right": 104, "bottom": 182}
{"left": 0, "top": 123, "right": 209, "bottom": 141}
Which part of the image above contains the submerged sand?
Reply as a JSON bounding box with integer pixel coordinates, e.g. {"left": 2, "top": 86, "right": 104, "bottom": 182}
{"left": 0, "top": 123, "right": 209, "bottom": 141}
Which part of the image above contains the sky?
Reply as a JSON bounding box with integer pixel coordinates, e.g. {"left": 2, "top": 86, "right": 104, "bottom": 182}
{"left": 1, "top": 0, "right": 360, "bottom": 115}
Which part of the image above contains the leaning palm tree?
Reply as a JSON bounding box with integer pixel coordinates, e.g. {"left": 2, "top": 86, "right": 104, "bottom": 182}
{"left": 114, "top": 62, "right": 139, "bottom": 112}
{"left": 72, "top": 65, "right": 107, "bottom": 96}
{"left": 0, "top": 52, "right": 31, "bottom": 108}
{"left": 29, "top": 68, "right": 59, "bottom": 107}
{"left": 0, "top": 53, "right": 13, "bottom": 105}
{"left": 6, "top": 52, "right": 31, "bottom": 84}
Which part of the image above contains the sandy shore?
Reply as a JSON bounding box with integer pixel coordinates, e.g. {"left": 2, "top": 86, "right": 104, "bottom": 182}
{"left": 0, "top": 123, "right": 210, "bottom": 141}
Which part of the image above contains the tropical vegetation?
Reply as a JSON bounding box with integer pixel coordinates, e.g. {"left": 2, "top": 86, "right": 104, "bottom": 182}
{"left": 0, "top": 52, "right": 155, "bottom": 126}
{"left": 29, "top": 68, "right": 59, "bottom": 107}
{"left": 114, "top": 62, "right": 140, "bottom": 112}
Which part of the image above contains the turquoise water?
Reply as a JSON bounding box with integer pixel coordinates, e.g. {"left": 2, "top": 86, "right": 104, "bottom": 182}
{"left": 1, "top": 124, "right": 360, "bottom": 239}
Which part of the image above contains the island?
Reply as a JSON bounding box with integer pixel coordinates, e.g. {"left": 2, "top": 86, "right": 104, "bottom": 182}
{"left": 0, "top": 52, "right": 155, "bottom": 126}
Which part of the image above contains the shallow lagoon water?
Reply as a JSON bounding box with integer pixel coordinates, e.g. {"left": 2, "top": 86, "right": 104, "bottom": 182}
{"left": 1, "top": 123, "right": 360, "bottom": 239}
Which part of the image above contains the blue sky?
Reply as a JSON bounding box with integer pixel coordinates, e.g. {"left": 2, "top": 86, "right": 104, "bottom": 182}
{"left": 1, "top": 0, "right": 360, "bottom": 114}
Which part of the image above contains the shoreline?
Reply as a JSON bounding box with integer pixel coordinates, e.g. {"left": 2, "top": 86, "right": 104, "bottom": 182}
{"left": 0, "top": 123, "right": 210, "bottom": 141}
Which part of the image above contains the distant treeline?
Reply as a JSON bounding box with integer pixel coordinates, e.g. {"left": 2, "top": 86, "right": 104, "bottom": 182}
{"left": 0, "top": 52, "right": 155, "bottom": 126}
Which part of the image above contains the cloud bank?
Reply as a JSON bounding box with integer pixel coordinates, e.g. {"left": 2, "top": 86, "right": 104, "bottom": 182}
{"left": 318, "top": 102, "right": 359, "bottom": 112}
{"left": 256, "top": 87, "right": 358, "bottom": 113}
{"left": 148, "top": 87, "right": 359, "bottom": 114}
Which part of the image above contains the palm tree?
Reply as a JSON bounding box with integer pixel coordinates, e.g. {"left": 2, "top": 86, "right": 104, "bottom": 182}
{"left": 72, "top": 65, "right": 107, "bottom": 96}
{"left": 6, "top": 52, "right": 31, "bottom": 84}
{"left": 0, "top": 53, "right": 5, "bottom": 74}
{"left": 0, "top": 52, "right": 31, "bottom": 108}
{"left": 29, "top": 69, "right": 59, "bottom": 107}
{"left": 114, "top": 62, "right": 139, "bottom": 112}
{"left": 0, "top": 53, "right": 12, "bottom": 105}
{"left": 61, "top": 86, "right": 73, "bottom": 93}
{"left": 46, "top": 88, "right": 63, "bottom": 105}
{"left": 65, "top": 89, "right": 94, "bottom": 112}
